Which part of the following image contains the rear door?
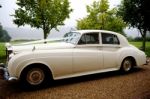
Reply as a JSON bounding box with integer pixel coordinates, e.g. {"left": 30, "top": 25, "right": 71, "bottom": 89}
{"left": 101, "top": 32, "right": 121, "bottom": 69}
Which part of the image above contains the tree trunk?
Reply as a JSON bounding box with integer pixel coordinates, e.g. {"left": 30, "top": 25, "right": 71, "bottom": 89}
{"left": 141, "top": 30, "right": 146, "bottom": 52}
{"left": 43, "top": 30, "right": 47, "bottom": 39}
{"left": 142, "top": 34, "right": 146, "bottom": 51}
{"left": 43, "top": 29, "right": 49, "bottom": 43}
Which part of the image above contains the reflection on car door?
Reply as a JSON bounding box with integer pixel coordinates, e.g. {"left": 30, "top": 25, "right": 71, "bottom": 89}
{"left": 73, "top": 33, "right": 103, "bottom": 73}
{"left": 101, "top": 33, "right": 121, "bottom": 69}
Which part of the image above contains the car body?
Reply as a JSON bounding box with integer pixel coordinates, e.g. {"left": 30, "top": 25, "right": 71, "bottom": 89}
{"left": 5, "top": 30, "right": 147, "bottom": 87}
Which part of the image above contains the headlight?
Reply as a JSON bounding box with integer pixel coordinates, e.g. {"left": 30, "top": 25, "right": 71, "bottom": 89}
{"left": 8, "top": 50, "right": 13, "bottom": 55}
{"left": 9, "top": 53, "right": 14, "bottom": 59}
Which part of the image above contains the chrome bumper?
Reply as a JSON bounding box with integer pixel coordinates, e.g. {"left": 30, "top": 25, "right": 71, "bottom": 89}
{"left": 0, "top": 63, "right": 17, "bottom": 81}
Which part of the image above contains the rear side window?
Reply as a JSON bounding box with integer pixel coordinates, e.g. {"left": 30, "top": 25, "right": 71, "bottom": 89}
{"left": 78, "top": 33, "right": 99, "bottom": 45}
{"left": 102, "top": 33, "right": 120, "bottom": 45}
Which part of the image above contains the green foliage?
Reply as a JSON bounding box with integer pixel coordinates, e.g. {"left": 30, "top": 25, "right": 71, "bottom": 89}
{"left": 77, "top": 0, "right": 127, "bottom": 36}
{"left": 13, "top": 0, "right": 72, "bottom": 39}
{"left": 0, "top": 24, "right": 11, "bottom": 42}
{"left": 118, "top": 0, "right": 150, "bottom": 31}
{"left": 127, "top": 36, "right": 150, "bottom": 42}
{"left": 118, "top": 0, "right": 150, "bottom": 51}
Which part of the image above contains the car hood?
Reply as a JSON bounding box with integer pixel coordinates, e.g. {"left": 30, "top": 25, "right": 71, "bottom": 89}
{"left": 6, "top": 42, "right": 75, "bottom": 54}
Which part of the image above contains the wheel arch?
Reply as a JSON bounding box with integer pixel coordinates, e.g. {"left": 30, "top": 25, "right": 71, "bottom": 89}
{"left": 19, "top": 62, "right": 54, "bottom": 80}
{"left": 120, "top": 56, "right": 137, "bottom": 68}
{"left": 117, "top": 48, "right": 138, "bottom": 68}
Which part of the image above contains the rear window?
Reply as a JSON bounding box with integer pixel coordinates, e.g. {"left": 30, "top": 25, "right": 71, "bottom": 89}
{"left": 102, "top": 33, "right": 120, "bottom": 45}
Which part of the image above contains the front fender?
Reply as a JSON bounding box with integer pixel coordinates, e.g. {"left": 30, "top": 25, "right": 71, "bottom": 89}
{"left": 16, "top": 59, "right": 53, "bottom": 79}
{"left": 7, "top": 51, "right": 54, "bottom": 79}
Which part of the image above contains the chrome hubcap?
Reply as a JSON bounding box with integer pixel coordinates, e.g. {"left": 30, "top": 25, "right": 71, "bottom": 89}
{"left": 123, "top": 60, "right": 132, "bottom": 72}
{"left": 26, "top": 68, "right": 45, "bottom": 85}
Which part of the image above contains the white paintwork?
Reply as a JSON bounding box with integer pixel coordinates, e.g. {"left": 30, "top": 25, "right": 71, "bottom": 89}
{"left": 7, "top": 42, "right": 75, "bottom": 54}
{"left": 6, "top": 30, "right": 147, "bottom": 80}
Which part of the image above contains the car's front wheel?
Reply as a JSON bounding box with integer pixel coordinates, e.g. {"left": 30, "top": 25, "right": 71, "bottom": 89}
{"left": 21, "top": 67, "right": 47, "bottom": 88}
{"left": 121, "top": 58, "right": 133, "bottom": 72}
{"left": 26, "top": 68, "right": 45, "bottom": 86}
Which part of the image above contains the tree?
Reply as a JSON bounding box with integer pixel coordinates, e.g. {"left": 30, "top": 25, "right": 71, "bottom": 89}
{"left": 0, "top": 4, "right": 11, "bottom": 42}
{"left": 118, "top": 0, "right": 150, "bottom": 51}
{"left": 77, "top": 0, "right": 127, "bottom": 36}
{"left": 13, "top": 0, "right": 72, "bottom": 39}
{"left": 0, "top": 24, "right": 11, "bottom": 42}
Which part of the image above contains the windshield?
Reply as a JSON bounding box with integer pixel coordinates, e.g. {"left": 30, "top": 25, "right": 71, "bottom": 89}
{"left": 63, "top": 32, "right": 81, "bottom": 44}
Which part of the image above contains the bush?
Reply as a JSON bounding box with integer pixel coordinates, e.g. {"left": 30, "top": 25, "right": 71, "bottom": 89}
{"left": 0, "top": 24, "right": 11, "bottom": 42}
{"left": 127, "top": 36, "right": 150, "bottom": 42}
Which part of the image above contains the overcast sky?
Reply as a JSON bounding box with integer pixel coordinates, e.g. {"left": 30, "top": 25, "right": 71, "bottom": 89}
{"left": 0, "top": 0, "right": 121, "bottom": 28}
{"left": 0, "top": 0, "right": 140, "bottom": 39}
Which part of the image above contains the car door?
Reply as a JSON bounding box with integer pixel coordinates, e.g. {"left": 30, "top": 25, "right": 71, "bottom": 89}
{"left": 101, "top": 32, "right": 121, "bottom": 69}
{"left": 73, "top": 32, "right": 103, "bottom": 73}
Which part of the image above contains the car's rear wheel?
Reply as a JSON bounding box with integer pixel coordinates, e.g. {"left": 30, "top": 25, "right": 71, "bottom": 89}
{"left": 121, "top": 58, "right": 133, "bottom": 72}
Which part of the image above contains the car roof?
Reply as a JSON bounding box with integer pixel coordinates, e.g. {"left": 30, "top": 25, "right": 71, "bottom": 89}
{"left": 72, "top": 30, "right": 119, "bottom": 35}
{"left": 72, "top": 30, "right": 129, "bottom": 46}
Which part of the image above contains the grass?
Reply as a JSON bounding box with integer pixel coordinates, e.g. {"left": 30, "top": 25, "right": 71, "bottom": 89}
{"left": 0, "top": 41, "right": 150, "bottom": 64}
{"left": 0, "top": 43, "right": 6, "bottom": 63}
{"left": 130, "top": 42, "right": 150, "bottom": 57}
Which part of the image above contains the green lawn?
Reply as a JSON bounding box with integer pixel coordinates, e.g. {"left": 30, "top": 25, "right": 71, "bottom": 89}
{"left": 130, "top": 42, "right": 150, "bottom": 57}
{"left": 0, "top": 41, "right": 150, "bottom": 63}
{"left": 0, "top": 43, "right": 6, "bottom": 63}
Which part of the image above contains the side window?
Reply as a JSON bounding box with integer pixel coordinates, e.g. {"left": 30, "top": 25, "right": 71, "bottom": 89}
{"left": 78, "top": 34, "right": 86, "bottom": 44}
{"left": 102, "top": 33, "right": 120, "bottom": 45}
{"left": 113, "top": 35, "right": 120, "bottom": 44}
{"left": 78, "top": 33, "right": 99, "bottom": 45}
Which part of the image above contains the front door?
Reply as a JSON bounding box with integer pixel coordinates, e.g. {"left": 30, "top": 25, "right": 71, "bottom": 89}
{"left": 73, "top": 32, "right": 103, "bottom": 73}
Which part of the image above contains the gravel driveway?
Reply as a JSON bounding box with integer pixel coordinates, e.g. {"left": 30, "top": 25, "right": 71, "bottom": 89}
{"left": 0, "top": 61, "right": 150, "bottom": 99}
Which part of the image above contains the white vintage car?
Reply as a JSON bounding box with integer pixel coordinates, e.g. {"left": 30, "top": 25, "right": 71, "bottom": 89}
{"left": 5, "top": 30, "right": 147, "bottom": 87}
